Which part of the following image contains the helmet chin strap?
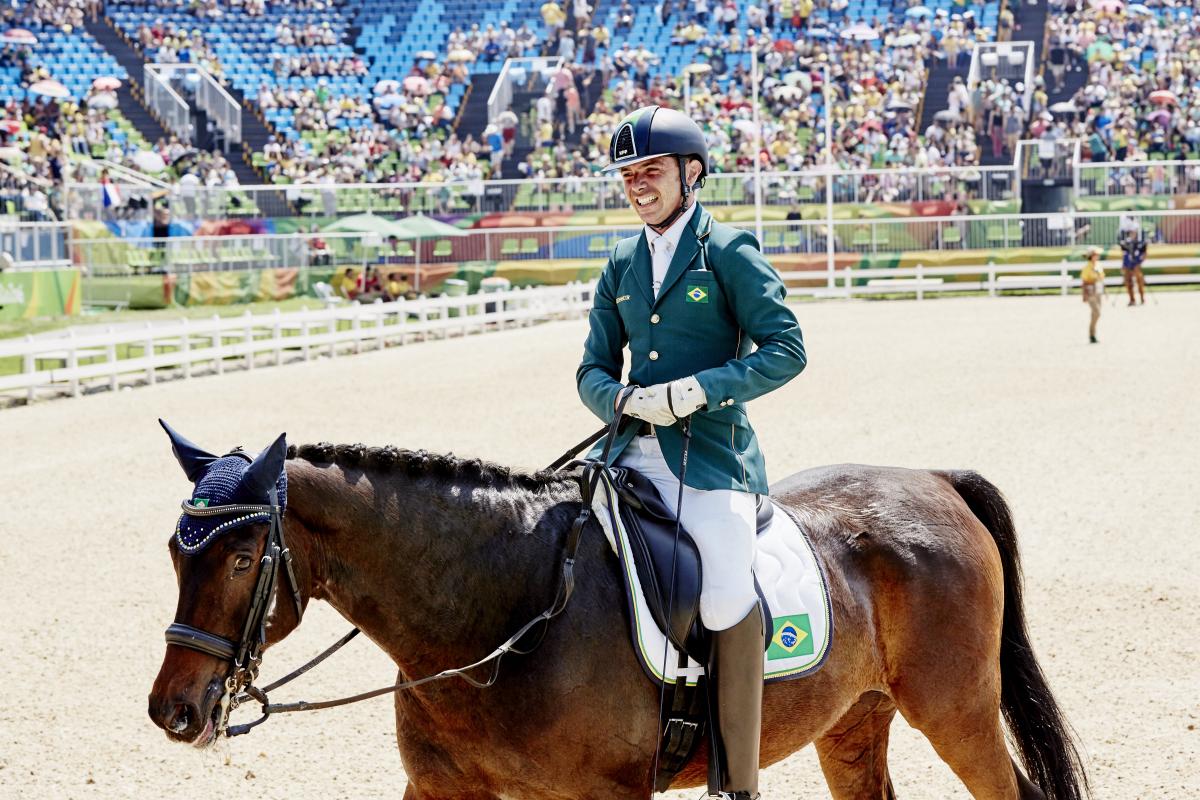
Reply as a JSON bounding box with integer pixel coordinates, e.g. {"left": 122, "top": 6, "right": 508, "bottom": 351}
{"left": 647, "top": 156, "right": 694, "bottom": 235}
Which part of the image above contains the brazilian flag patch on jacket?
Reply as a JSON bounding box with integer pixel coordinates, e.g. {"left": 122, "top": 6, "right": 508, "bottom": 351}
{"left": 685, "top": 285, "right": 709, "bottom": 303}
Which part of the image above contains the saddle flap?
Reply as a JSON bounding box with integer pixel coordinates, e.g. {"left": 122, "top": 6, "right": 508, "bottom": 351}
{"left": 609, "top": 467, "right": 706, "bottom": 658}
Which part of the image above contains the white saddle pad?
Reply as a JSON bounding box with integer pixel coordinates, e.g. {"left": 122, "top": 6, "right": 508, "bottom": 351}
{"left": 591, "top": 471, "right": 833, "bottom": 687}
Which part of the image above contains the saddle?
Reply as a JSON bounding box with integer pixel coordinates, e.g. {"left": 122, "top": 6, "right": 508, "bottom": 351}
{"left": 606, "top": 466, "right": 776, "bottom": 665}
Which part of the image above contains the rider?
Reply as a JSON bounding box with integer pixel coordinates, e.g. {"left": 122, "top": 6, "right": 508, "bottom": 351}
{"left": 577, "top": 105, "right": 807, "bottom": 799}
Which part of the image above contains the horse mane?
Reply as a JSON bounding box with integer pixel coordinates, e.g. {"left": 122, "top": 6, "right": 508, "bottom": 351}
{"left": 286, "top": 442, "right": 575, "bottom": 493}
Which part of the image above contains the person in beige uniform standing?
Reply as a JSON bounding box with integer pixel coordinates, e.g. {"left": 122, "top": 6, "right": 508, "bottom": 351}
{"left": 1081, "top": 246, "right": 1104, "bottom": 344}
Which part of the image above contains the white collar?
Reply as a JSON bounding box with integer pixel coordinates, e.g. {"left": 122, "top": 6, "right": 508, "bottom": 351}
{"left": 644, "top": 201, "right": 697, "bottom": 255}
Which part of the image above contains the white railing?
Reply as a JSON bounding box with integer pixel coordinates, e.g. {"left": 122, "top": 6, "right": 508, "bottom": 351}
{"left": 969, "top": 41, "right": 1036, "bottom": 113}
{"left": 0, "top": 282, "right": 593, "bottom": 402}
{"left": 143, "top": 64, "right": 194, "bottom": 144}
{"left": 778, "top": 255, "right": 1199, "bottom": 300}
{"left": 154, "top": 63, "right": 242, "bottom": 151}
{"left": 488, "top": 56, "right": 562, "bottom": 125}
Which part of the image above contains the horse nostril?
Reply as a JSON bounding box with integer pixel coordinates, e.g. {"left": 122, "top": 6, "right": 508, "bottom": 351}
{"left": 168, "top": 704, "right": 192, "bottom": 734}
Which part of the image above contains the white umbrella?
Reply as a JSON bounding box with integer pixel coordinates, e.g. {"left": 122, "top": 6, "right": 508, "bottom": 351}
{"left": 841, "top": 23, "right": 879, "bottom": 41}
{"left": 0, "top": 146, "right": 24, "bottom": 163}
{"left": 1049, "top": 100, "right": 1079, "bottom": 113}
{"left": 447, "top": 48, "right": 476, "bottom": 62}
{"left": 772, "top": 85, "right": 805, "bottom": 101}
{"left": 415, "top": 50, "right": 437, "bottom": 60}
{"left": 373, "top": 79, "right": 400, "bottom": 95}
{"left": 132, "top": 150, "right": 166, "bottom": 174}
{"left": 86, "top": 92, "right": 118, "bottom": 109}
{"left": 92, "top": 76, "right": 121, "bottom": 91}
{"left": 892, "top": 32, "right": 922, "bottom": 47}
{"left": 29, "top": 79, "right": 70, "bottom": 99}
{"left": 0, "top": 28, "right": 37, "bottom": 45}
{"left": 933, "top": 109, "right": 961, "bottom": 123}
{"left": 732, "top": 118, "right": 760, "bottom": 136}
{"left": 684, "top": 62, "right": 712, "bottom": 75}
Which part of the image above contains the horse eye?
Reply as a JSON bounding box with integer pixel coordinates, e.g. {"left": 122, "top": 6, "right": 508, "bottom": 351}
{"left": 233, "top": 555, "right": 253, "bottom": 572}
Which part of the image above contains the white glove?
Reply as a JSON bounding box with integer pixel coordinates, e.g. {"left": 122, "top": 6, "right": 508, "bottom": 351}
{"left": 621, "top": 377, "right": 707, "bottom": 427}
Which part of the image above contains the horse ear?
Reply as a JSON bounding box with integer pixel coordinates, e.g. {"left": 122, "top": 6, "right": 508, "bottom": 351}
{"left": 243, "top": 432, "right": 288, "bottom": 501}
{"left": 159, "top": 419, "right": 218, "bottom": 483}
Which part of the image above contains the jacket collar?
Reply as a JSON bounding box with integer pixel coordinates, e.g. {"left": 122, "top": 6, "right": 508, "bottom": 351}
{"left": 632, "top": 202, "right": 711, "bottom": 309}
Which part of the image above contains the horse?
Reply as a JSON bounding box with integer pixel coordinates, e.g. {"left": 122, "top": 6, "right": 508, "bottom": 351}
{"left": 148, "top": 434, "right": 1089, "bottom": 800}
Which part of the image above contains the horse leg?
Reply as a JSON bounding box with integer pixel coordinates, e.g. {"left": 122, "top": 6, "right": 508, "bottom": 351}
{"left": 892, "top": 683, "right": 1023, "bottom": 800}
{"left": 814, "top": 691, "right": 898, "bottom": 800}
{"left": 402, "top": 784, "right": 499, "bottom": 800}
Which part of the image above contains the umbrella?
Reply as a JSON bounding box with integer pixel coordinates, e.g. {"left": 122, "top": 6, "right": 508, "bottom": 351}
{"left": 415, "top": 50, "right": 437, "bottom": 60}
{"left": 806, "top": 27, "right": 832, "bottom": 39}
{"left": 1127, "top": 3, "right": 1152, "bottom": 15}
{"left": 1089, "top": 0, "right": 1123, "bottom": 10}
{"left": 732, "top": 118, "right": 760, "bottom": 136}
{"left": 684, "top": 62, "right": 712, "bottom": 75}
{"left": 0, "top": 28, "right": 37, "bottom": 45}
{"left": 373, "top": 79, "right": 400, "bottom": 95}
{"left": 171, "top": 147, "right": 200, "bottom": 165}
{"left": 0, "top": 146, "right": 24, "bottom": 163}
{"left": 771, "top": 85, "right": 805, "bottom": 100}
{"left": 0, "top": 119, "right": 21, "bottom": 134}
{"left": 782, "top": 70, "right": 810, "bottom": 86}
{"left": 87, "top": 92, "right": 118, "bottom": 109}
{"left": 892, "top": 32, "right": 922, "bottom": 47}
{"left": 324, "top": 213, "right": 409, "bottom": 237}
{"left": 933, "top": 109, "right": 961, "bottom": 123}
{"left": 375, "top": 93, "right": 405, "bottom": 109}
{"left": 29, "top": 79, "right": 69, "bottom": 99}
{"left": 132, "top": 150, "right": 166, "bottom": 174}
{"left": 92, "top": 76, "right": 121, "bottom": 91}
{"left": 841, "top": 23, "right": 879, "bottom": 41}
{"left": 905, "top": 6, "right": 933, "bottom": 18}
{"left": 1049, "top": 100, "right": 1079, "bottom": 113}
{"left": 392, "top": 213, "right": 469, "bottom": 238}
{"left": 447, "top": 48, "right": 476, "bottom": 62}
{"left": 887, "top": 99, "right": 914, "bottom": 112}
{"left": 402, "top": 75, "right": 430, "bottom": 94}
{"left": 1145, "top": 108, "right": 1172, "bottom": 126}
{"left": 1086, "top": 40, "right": 1115, "bottom": 62}
{"left": 1150, "top": 89, "right": 1177, "bottom": 105}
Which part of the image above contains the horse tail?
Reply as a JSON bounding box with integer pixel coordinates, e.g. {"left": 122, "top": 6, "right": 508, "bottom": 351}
{"left": 942, "top": 470, "right": 1090, "bottom": 800}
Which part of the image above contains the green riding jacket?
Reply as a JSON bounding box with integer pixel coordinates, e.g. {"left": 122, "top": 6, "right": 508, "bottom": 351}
{"left": 576, "top": 204, "right": 807, "bottom": 494}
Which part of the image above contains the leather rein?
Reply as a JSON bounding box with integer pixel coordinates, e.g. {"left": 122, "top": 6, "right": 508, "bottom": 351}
{"left": 164, "top": 404, "right": 631, "bottom": 738}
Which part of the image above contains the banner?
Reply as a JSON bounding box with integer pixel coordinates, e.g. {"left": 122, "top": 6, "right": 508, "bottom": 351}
{"left": 0, "top": 269, "right": 82, "bottom": 321}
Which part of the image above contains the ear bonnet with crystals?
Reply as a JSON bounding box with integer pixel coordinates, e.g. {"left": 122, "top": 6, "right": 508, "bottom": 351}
{"left": 160, "top": 420, "right": 288, "bottom": 554}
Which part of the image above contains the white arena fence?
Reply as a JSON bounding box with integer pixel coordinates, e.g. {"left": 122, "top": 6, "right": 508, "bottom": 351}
{"left": 0, "top": 283, "right": 592, "bottom": 403}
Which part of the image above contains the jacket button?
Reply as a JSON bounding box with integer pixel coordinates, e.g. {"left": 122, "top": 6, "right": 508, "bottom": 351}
{"left": 650, "top": 313, "right": 661, "bottom": 324}
{"left": 649, "top": 350, "right": 659, "bottom": 360}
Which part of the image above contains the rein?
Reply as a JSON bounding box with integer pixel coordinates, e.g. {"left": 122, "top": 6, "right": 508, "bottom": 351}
{"left": 168, "top": 412, "right": 627, "bottom": 738}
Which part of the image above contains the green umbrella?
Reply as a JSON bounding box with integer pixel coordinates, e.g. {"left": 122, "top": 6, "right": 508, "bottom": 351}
{"left": 323, "top": 213, "right": 409, "bottom": 237}
{"left": 393, "top": 213, "right": 469, "bottom": 238}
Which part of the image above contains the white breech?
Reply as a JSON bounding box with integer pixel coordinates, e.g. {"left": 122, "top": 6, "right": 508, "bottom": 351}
{"left": 615, "top": 434, "right": 759, "bottom": 631}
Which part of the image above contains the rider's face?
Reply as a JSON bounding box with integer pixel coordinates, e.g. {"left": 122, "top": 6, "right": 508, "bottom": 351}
{"left": 621, "top": 156, "right": 691, "bottom": 227}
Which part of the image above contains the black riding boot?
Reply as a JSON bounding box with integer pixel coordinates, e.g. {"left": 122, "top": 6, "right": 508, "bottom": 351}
{"left": 707, "top": 602, "right": 765, "bottom": 800}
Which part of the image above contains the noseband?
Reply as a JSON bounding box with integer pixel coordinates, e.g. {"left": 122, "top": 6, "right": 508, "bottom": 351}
{"left": 164, "top": 485, "right": 303, "bottom": 736}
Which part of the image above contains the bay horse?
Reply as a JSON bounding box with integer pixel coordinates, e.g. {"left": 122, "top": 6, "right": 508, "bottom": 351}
{"left": 148, "top": 436, "right": 1089, "bottom": 800}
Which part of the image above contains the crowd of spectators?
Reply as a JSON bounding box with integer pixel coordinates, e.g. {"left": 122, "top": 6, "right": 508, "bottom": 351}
{"left": 136, "top": 20, "right": 225, "bottom": 79}
{"left": 1047, "top": 0, "right": 1200, "bottom": 167}
{"left": 2, "top": 0, "right": 99, "bottom": 32}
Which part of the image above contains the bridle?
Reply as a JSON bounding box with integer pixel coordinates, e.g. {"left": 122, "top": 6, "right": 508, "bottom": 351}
{"left": 161, "top": 430, "right": 615, "bottom": 738}
{"left": 164, "top": 483, "right": 304, "bottom": 736}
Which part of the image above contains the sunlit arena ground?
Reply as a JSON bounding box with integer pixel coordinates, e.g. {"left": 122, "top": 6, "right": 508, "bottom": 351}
{"left": 1, "top": 292, "right": 1197, "bottom": 799}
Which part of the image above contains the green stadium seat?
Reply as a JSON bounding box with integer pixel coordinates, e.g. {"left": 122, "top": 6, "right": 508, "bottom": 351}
{"left": 500, "top": 238, "right": 520, "bottom": 256}
{"left": 433, "top": 239, "right": 453, "bottom": 258}
{"left": 942, "top": 226, "right": 962, "bottom": 246}
{"left": 783, "top": 231, "right": 802, "bottom": 250}
{"left": 520, "top": 238, "right": 539, "bottom": 255}
{"left": 588, "top": 236, "right": 608, "bottom": 254}
{"left": 763, "top": 231, "right": 783, "bottom": 249}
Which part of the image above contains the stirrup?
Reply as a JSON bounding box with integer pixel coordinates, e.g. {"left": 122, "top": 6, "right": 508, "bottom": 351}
{"left": 706, "top": 793, "right": 760, "bottom": 800}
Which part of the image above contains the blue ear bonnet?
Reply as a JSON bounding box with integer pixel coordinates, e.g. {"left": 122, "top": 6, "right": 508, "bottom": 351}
{"left": 175, "top": 451, "right": 288, "bottom": 554}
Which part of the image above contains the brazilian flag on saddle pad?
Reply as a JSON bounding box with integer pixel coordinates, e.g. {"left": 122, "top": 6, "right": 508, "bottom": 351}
{"left": 767, "top": 614, "right": 814, "bottom": 661}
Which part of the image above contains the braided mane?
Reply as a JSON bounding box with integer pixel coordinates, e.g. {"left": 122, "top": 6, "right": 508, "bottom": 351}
{"left": 286, "top": 443, "right": 574, "bottom": 492}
